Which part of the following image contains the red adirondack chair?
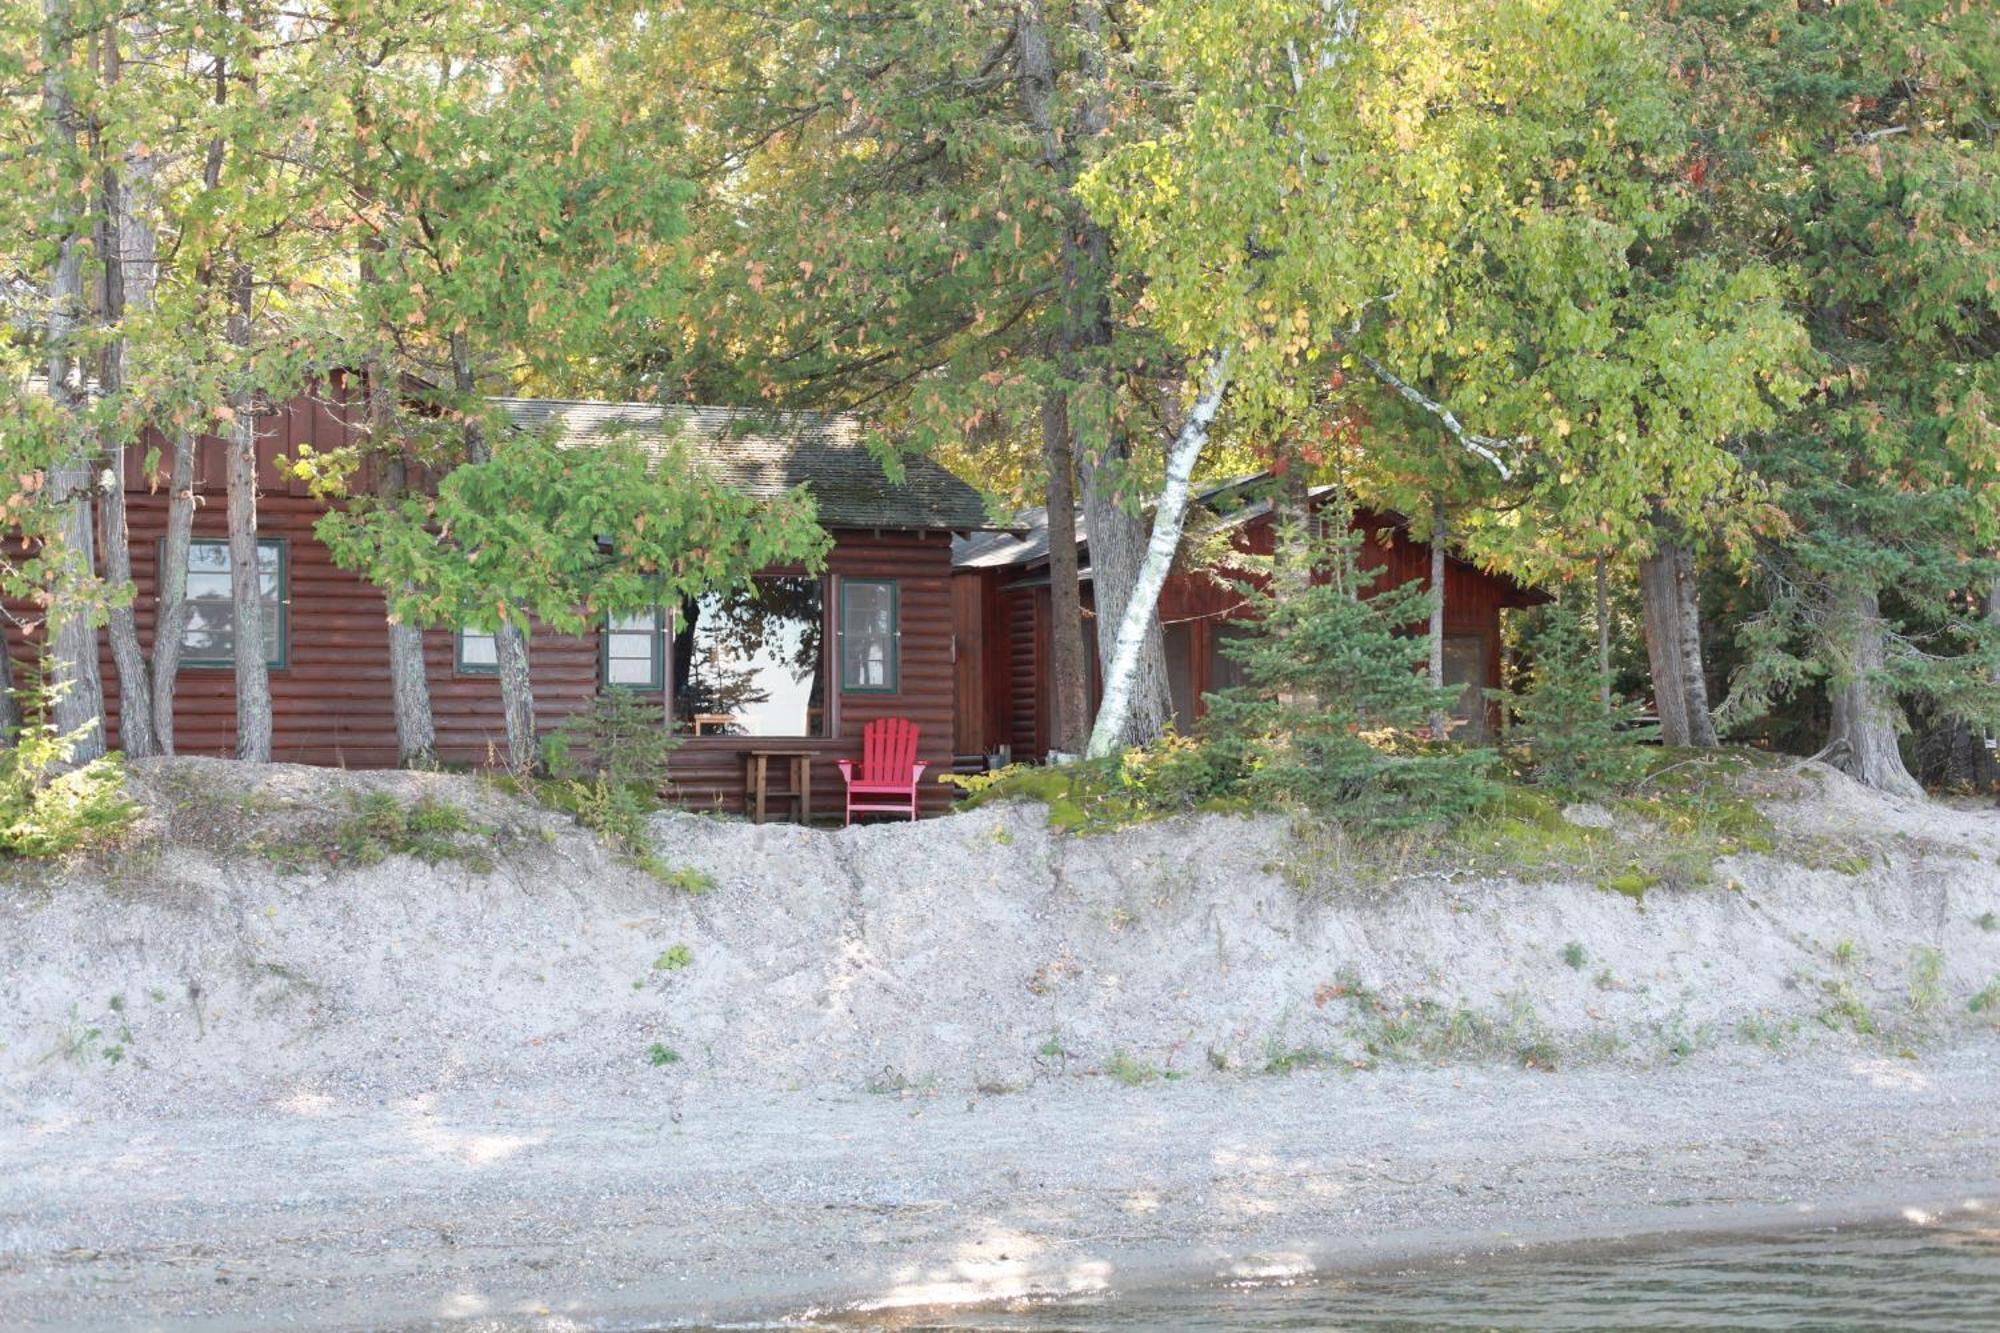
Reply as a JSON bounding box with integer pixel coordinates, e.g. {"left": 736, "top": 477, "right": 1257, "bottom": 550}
{"left": 837, "top": 718, "right": 927, "bottom": 824}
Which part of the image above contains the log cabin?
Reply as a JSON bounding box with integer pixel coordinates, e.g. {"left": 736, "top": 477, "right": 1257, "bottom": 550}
{"left": 11, "top": 377, "right": 991, "bottom": 816}
{"left": 951, "top": 477, "right": 1547, "bottom": 765}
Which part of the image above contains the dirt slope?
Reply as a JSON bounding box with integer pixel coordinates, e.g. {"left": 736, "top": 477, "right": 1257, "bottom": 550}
{"left": 4, "top": 756, "right": 1997, "bottom": 1121}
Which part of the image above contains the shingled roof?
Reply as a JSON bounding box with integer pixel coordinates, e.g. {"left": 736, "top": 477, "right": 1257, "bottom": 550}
{"left": 492, "top": 397, "right": 992, "bottom": 532}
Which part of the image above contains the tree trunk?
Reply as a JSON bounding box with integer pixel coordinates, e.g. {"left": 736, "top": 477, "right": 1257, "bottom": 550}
{"left": 1429, "top": 494, "right": 1448, "bottom": 741}
{"left": 226, "top": 259, "right": 272, "bottom": 762}
{"left": 1086, "top": 353, "right": 1231, "bottom": 759}
{"left": 95, "top": 27, "right": 157, "bottom": 756}
{"left": 354, "top": 88, "right": 436, "bottom": 768}
{"left": 452, "top": 332, "right": 537, "bottom": 771}
{"left": 42, "top": 0, "right": 106, "bottom": 759}
{"left": 1081, "top": 452, "right": 1176, "bottom": 752}
{"left": 1824, "top": 584, "right": 1923, "bottom": 798}
{"left": 1638, "top": 524, "right": 1716, "bottom": 748}
{"left": 1017, "top": 0, "right": 1103, "bottom": 759}
{"left": 1595, "top": 552, "right": 1612, "bottom": 714}
{"left": 149, "top": 428, "right": 195, "bottom": 754}
{"left": 0, "top": 639, "right": 19, "bottom": 740}
{"left": 1040, "top": 389, "right": 1087, "bottom": 757}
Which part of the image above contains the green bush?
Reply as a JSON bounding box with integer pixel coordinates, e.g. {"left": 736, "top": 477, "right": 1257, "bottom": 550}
{"left": 1502, "top": 604, "right": 1654, "bottom": 800}
{"left": 541, "top": 690, "right": 680, "bottom": 858}
{"left": 0, "top": 717, "right": 138, "bottom": 859}
{"left": 1203, "top": 527, "right": 1497, "bottom": 830}
{"left": 545, "top": 688, "right": 680, "bottom": 791}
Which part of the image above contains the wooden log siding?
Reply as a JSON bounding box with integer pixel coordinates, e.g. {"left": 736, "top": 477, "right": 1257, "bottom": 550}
{"left": 2, "top": 380, "right": 965, "bottom": 816}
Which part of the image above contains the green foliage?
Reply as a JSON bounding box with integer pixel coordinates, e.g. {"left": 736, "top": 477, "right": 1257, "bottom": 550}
{"left": 317, "top": 428, "right": 830, "bottom": 641}
{"left": 0, "top": 715, "right": 137, "bottom": 859}
{"left": 952, "top": 734, "right": 1248, "bottom": 833}
{"left": 653, "top": 944, "right": 693, "bottom": 972}
{"left": 255, "top": 791, "right": 493, "bottom": 874}
{"left": 547, "top": 689, "right": 680, "bottom": 793}
{"left": 1504, "top": 604, "right": 1654, "bottom": 800}
{"left": 646, "top": 1043, "right": 682, "bottom": 1067}
{"left": 1671, "top": 0, "right": 2000, "bottom": 752}
{"left": 1203, "top": 531, "right": 1498, "bottom": 829}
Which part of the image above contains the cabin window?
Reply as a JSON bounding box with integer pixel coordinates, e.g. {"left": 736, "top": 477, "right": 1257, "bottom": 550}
{"left": 456, "top": 626, "right": 498, "bottom": 674}
{"left": 177, "top": 537, "right": 286, "bottom": 669}
{"left": 603, "top": 609, "right": 665, "bottom": 690}
{"left": 671, "top": 576, "right": 826, "bottom": 737}
{"left": 839, "top": 579, "right": 898, "bottom": 693}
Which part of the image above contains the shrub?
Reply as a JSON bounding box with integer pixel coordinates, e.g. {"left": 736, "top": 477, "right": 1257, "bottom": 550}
{"left": 1502, "top": 603, "right": 1654, "bottom": 800}
{"left": 541, "top": 690, "right": 681, "bottom": 858}
{"left": 546, "top": 688, "right": 679, "bottom": 791}
{"left": 1203, "top": 526, "right": 1497, "bottom": 830}
{"left": 0, "top": 716, "right": 138, "bottom": 858}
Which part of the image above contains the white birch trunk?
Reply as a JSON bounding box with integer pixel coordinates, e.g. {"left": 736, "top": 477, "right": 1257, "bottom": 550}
{"left": 1084, "top": 352, "right": 1231, "bottom": 759}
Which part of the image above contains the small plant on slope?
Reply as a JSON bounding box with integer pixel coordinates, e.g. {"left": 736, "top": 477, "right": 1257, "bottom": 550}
{"left": 1502, "top": 603, "right": 1654, "bottom": 801}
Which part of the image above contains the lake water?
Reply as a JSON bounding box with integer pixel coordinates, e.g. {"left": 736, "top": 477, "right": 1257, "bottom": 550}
{"left": 814, "top": 1216, "right": 2000, "bottom": 1331}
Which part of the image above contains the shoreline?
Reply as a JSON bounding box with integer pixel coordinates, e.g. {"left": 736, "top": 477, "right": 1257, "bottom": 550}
{"left": 5, "top": 1042, "right": 1998, "bottom": 1330}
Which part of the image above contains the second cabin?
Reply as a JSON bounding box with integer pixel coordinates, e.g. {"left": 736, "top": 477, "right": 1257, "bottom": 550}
{"left": 950, "top": 478, "right": 1546, "bottom": 766}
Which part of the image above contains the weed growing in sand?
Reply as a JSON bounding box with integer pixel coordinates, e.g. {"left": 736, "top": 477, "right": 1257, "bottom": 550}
{"left": 1977, "top": 912, "right": 1998, "bottom": 933}
{"left": 1104, "top": 1050, "right": 1162, "bottom": 1086}
{"left": 1262, "top": 1040, "right": 1340, "bottom": 1075}
{"left": 1907, "top": 947, "right": 1946, "bottom": 1015}
{"left": 1561, "top": 941, "right": 1588, "bottom": 970}
{"left": 1736, "top": 1014, "right": 1797, "bottom": 1050}
{"left": 864, "top": 1068, "right": 913, "bottom": 1095}
{"left": 1036, "top": 1032, "right": 1069, "bottom": 1061}
{"left": 1815, "top": 978, "right": 1877, "bottom": 1035}
{"left": 1832, "top": 938, "right": 1862, "bottom": 969}
{"left": 254, "top": 792, "right": 497, "bottom": 873}
{"left": 1652, "top": 1016, "right": 1709, "bottom": 1064}
{"left": 647, "top": 864, "right": 714, "bottom": 894}
{"left": 1969, "top": 981, "right": 2000, "bottom": 1020}
{"left": 646, "top": 1043, "right": 681, "bottom": 1067}
{"left": 654, "top": 944, "right": 693, "bottom": 971}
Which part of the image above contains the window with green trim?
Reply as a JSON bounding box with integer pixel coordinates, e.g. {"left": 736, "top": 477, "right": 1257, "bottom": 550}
{"left": 603, "top": 608, "right": 664, "bottom": 690}
{"left": 178, "top": 537, "right": 286, "bottom": 669}
{"left": 456, "top": 626, "right": 498, "bottom": 674}
{"left": 839, "top": 579, "right": 898, "bottom": 692}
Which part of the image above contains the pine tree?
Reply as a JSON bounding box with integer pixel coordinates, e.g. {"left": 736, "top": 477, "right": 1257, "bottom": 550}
{"left": 1506, "top": 603, "right": 1653, "bottom": 800}
{"left": 1205, "top": 521, "right": 1497, "bottom": 830}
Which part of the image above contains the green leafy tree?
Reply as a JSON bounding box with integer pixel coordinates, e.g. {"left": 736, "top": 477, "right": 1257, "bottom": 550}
{"left": 316, "top": 427, "right": 830, "bottom": 768}
{"left": 1083, "top": 0, "right": 1807, "bottom": 753}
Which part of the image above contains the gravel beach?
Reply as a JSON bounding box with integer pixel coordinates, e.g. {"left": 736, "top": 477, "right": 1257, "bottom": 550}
{"left": 2, "top": 1045, "right": 1997, "bottom": 1329}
